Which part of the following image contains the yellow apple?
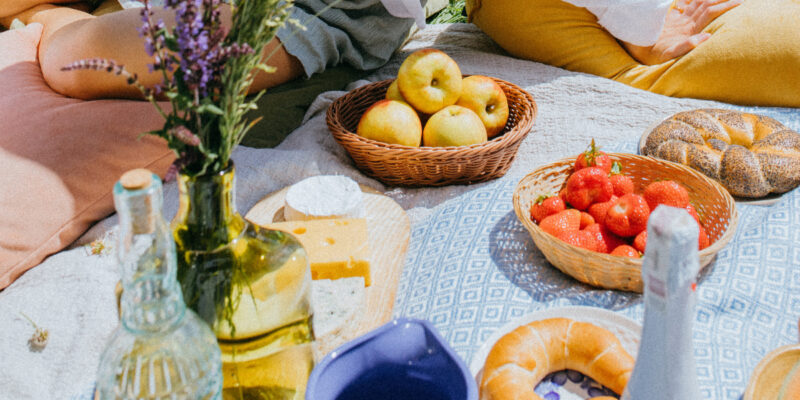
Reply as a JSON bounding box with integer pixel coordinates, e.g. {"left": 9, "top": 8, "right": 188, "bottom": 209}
{"left": 385, "top": 80, "right": 405, "bottom": 102}
{"left": 423, "top": 105, "right": 487, "bottom": 147}
{"left": 396, "top": 48, "right": 463, "bottom": 115}
{"left": 356, "top": 99, "right": 422, "bottom": 147}
{"left": 456, "top": 75, "right": 509, "bottom": 138}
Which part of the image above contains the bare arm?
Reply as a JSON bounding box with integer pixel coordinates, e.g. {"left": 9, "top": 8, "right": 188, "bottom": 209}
{"left": 621, "top": 0, "right": 742, "bottom": 65}
{"left": 5, "top": 4, "right": 303, "bottom": 100}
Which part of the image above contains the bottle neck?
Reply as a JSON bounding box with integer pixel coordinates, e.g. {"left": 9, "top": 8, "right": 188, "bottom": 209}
{"left": 115, "top": 176, "right": 185, "bottom": 333}
{"left": 173, "top": 163, "right": 244, "bottom": 250}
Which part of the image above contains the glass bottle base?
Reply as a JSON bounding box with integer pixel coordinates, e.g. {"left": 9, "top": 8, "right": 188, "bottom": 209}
{"left": 220, "top": 318, "right": 314, "bottom": 400}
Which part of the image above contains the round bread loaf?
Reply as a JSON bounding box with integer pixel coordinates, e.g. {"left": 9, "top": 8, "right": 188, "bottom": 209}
{"left": 642, "top": 109, "right": 800, "bottom": 198}
{"left": 480, "top": 318, "right": 634, "bottom": 400}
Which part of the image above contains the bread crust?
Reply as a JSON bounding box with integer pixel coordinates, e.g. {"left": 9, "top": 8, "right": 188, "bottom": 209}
{"left": 643, "top": 109, "right": 800, "bottom": 198}
{"left": 479, "top": 318, "right": 634, "bottom": 400}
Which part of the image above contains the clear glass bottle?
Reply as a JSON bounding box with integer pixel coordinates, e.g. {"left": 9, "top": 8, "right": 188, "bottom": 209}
{"left": 96, "top": 169, "right": 223, "bottom": 399}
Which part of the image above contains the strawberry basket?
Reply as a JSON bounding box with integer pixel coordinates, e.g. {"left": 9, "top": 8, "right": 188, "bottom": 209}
{"left": 326, "top": 77, "right": 536, "bottom": 187}
{"left": 512, "top": 153, "right": 738, "bottom": 292}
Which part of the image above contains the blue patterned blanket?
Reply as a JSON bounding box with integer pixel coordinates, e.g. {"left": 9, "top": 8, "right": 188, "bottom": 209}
{"left": 394, "top": 105, "right": 800, "bottom": 399}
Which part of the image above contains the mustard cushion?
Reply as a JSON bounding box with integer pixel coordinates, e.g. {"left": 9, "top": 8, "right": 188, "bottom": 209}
{"left": 468, "top": 0, "right": 800, "bottom": 108}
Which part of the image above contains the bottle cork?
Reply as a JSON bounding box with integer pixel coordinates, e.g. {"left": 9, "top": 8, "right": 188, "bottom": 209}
{"left": 120, "top": 169, "right": 153, "bottom": 191}
{"left": 119, "top": 169, "right": 155, "bottom": 234}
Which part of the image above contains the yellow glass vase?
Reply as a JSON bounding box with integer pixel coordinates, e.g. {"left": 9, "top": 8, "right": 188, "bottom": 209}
{"left": 172, "top": 162, "right": 314, "bottom": 400}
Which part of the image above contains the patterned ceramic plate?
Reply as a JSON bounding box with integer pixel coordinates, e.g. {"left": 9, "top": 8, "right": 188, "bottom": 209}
{"left": 470, "top": 306, "right": 642, "bottom": 400}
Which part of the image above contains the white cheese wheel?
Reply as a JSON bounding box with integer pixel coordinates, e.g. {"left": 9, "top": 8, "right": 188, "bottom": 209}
{"left": 284, "top": 175, "right": 364, "bottom": 221}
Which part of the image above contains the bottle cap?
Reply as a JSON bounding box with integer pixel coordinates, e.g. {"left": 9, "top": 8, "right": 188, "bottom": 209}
{"left": 120, "top": 169, "right": 153, "bottom": 190}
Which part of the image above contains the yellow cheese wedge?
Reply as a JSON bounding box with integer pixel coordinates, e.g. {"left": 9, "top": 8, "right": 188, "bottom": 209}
{"left": 267, "top": 218, "right": 371, "bottom": 286}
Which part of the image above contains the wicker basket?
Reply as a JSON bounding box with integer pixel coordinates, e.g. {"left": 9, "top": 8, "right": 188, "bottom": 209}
{"left": 512, "top": 153, "right": 739, "bottom": 292}
{"left": 326, "top": 77, "right": 537, "bottom": 186}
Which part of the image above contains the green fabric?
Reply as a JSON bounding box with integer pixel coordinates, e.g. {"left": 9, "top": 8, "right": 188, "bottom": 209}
{"left": 240, "top": 64, "right": 369, "bottom": 148}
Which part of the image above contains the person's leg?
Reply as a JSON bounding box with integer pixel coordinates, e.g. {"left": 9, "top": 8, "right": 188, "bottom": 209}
{"left": 632, "top": 0, "right": 800, "bottom": 107}
{"left": 467, "top": 0, "right": 639, "bottom": 80}
{"left": 468, "top": 0, "right": 800, "bottom": 107}
{"left": 7, "top": 3, "right": 303, "bottom": 100}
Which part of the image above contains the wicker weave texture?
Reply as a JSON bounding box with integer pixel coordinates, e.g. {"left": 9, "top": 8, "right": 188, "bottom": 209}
{"left": 512, "top": 153, "right": 739, "bottom": 292}
{"left": 326, "top": 78, "right": 537, "bottom": 187}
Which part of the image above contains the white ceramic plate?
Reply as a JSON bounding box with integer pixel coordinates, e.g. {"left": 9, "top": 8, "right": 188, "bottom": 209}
{"left": 471, "top": 306, "right": 642, "bottom": 399}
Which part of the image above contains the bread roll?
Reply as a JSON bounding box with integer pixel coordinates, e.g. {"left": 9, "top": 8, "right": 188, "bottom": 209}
{"left": 778, "top": 361, "right": 800, "bottom": 400}
{"left": 642, "top": 109, "right": 800, "bottom": 198}
{"left": 480, "top": 318, "right": 634, "bottom": 400}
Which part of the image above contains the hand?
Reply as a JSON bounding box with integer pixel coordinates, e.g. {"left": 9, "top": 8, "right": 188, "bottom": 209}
{"left": 622, "top": 0, "right": 743, "bottom": 65}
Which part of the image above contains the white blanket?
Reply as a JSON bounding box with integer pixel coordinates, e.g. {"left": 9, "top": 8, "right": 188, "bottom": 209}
{"left": 0, "top": 24, "right": 723, "bottom": 399}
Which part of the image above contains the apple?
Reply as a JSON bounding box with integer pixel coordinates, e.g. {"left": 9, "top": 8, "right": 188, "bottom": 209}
{"left": 396, "top": 48, "right": 463, "bottom": 115}
{"left": 387, "top": 79, "right": 431, "bottom": 124}
{"left": 356, "top": 99, "right": 422, "bottom": 147}
{"left": 456, "top": 75, "right": 509, "bottom": 138}
{"left": 423, "top": 105, "right": 487, "bottom": 147}
{"left": 385, "top": 80, "right": 405, "bottom": 102}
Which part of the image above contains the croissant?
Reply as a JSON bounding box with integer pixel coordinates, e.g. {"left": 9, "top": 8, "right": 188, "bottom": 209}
{"left": 480, "top": 318, "right": 634, "bottom": 400}
{"left": 641, "top": 109, "right": 800, "bottom": 198}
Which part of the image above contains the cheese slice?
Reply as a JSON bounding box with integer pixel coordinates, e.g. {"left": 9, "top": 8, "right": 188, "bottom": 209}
{"left": 267, "top": 218, "right": 371, "bottom": 286}
{"left": 311, "top": 277, "right": 365, "bottom": 360}
{"left": 311, "top": 277, "right": 365, "bottom": 339}
{"left": 284, "top": 175, "right": 364, "bottom": 221}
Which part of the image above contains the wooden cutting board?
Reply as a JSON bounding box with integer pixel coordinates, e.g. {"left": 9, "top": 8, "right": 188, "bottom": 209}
{"left": 244, "top": 184, "right": 411, "bottom": 344}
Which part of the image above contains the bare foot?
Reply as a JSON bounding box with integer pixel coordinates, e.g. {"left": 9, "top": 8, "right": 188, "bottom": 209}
{"left": 622, "top": 0, "right": 743, "bottom": 65}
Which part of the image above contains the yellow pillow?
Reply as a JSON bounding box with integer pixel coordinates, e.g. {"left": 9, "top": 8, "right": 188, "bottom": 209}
{"left": 468, "top": 0, "right": 800, "bottom": 108}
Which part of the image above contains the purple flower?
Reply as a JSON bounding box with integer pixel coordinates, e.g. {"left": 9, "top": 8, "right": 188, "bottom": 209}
{"left": 61, "top": 58, "right": 126, "bottom": 74}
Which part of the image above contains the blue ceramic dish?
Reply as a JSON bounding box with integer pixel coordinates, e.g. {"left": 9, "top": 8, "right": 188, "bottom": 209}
{"left": 306, "top": 318, "right": 478, "bottom": 400}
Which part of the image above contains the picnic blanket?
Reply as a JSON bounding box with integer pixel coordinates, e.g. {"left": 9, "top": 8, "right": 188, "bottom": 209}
{"left": 1, "top": 23, "right": 799, "bottom": 399}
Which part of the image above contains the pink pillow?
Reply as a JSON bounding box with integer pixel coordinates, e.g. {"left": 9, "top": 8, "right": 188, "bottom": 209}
{"left": 0, "top": 23, "right": 174, "bottom": 288}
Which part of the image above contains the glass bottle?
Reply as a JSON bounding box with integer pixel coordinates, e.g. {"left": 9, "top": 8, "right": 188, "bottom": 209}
{"left": 171, "top": 162, "right": 314, "bottom": 400}
{"left": 96, "top": 169, "right": 223, "bottom": 399}
{"left": 622, "top": 205, "right": 702, "bottom": 399}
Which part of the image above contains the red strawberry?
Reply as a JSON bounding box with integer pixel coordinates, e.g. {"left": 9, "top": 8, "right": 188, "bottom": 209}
{"left": 643, "top": 180, "right": 690, "bottom": 211}
{"left": 605, "top": 194, "right": 650, "bottom": 237}
{"left": 530, "top": 195, "right": 566, "bottom": 223}
{"left": 585, "top": 223, "right": 627, "bottom": 254}
{"left": 575, "top": 139, "right": 613, "bottom": 173}
{"left": 565, "top": 167, "right": 614, "bottom": 210}
{"left": 610, "top": 244, "right": 641, "bottom": 258}
{"left": 587, "top": 195, "right": 618, "bottom": 226}
{"left": 609, "top": 162, "right": 634, "bottom": 197}
{"left": 539, "top": 209, "right": 581, "bottom": 238}
{"left": 686, "top": 203, "right": 701, "bottom": 224}
{"left": 557, "top": 230, "right": 602, "bottom": 252}
{"left": 699, "top": 225, "right": 710, "bottom": 250}
{"left": 633, "top": 230, "right": 647, "bottom": 253}
{"left": 559, "top": 187, "right": 569, "bottom": 205}
{"left": 634, "top": 224, "right": 710, "bottom": 252}
{"left": 579, "top": 212, "right": 595, "bottom": 229}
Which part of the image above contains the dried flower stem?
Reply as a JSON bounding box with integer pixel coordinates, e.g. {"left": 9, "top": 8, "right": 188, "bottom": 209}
{"left": 19, "top": 312, "right": 49, "bottom": 349}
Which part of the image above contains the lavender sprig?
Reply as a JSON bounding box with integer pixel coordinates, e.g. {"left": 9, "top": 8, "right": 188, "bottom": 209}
{"left": 60, "top": 59, "right": 162, "bottom": 113}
